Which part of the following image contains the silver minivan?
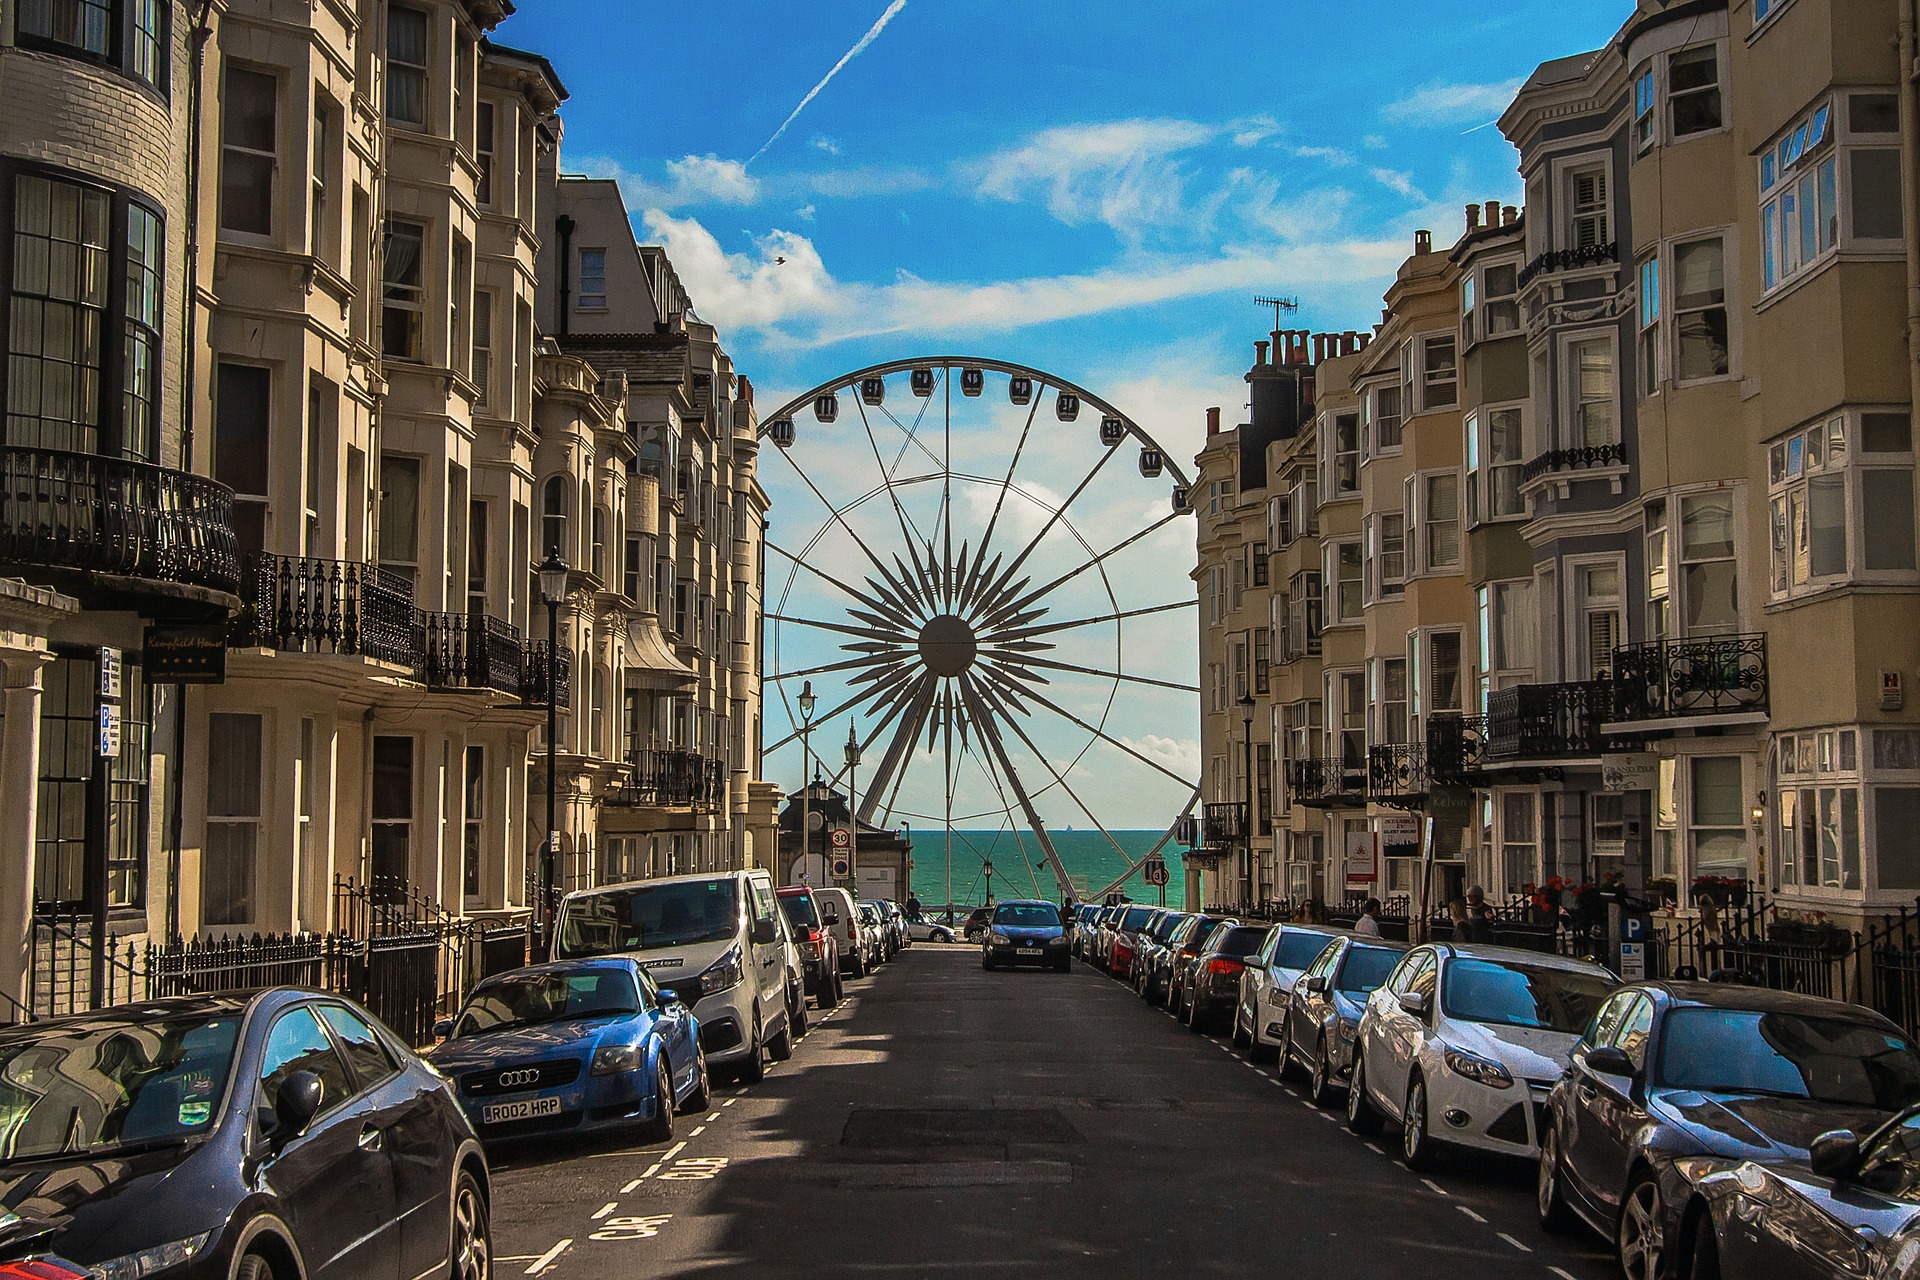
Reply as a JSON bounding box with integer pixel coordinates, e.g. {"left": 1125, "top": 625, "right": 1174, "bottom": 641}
{"left": 553, "top": 869, "right": 797, "bottom": 1082}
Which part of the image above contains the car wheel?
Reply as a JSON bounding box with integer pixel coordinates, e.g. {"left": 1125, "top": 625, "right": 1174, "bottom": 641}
{"left": 1346, "top": 1053, "right": 1384, "bottom": 1135}
{"left": 639, "top": 1060, "right": 676, "bottom": 1143}
{"left": 1249, "top": 1029, "right": 1278, "bottom": 1066}
{"left": 1278, "top": 1025, "right": 1305, "bottom": 1082}
{"left": 1401, "top": 1074, "right": 1438, "bottom": 1171}
{"left": 1187, "top": 998, "right": 1206, "bottom": 1033}
{"left": 833, "top": 970, "right": 846, "bottom": 1004}
{"left": 1617, "top": 1174, "right": 1664, "bottom": 1280}
{"left": 736, "top": 1013, "right": 767, "bottom": 1084}
{"left": 767, "top": 1009, "right": 794, "bottom": 1062}
{"left": 818, "top": 968, "right": 840, "bottom": 1010}
{"left": 681, "top": 1049, "right": 711, "bottom": 1113}
{"left": 450, "top": 1168, "right": 491, "bottom": 1280}
{"left": 936, "top": 929, "right": 953, "bottom": 943}
{"left": 1537, "top": 1122, "right": 1577, "bottom": 1233}
{"left": 1309, "top": 1037, "right": 1338, "bottom": 1108}
{"left": 1687, "top": 1215, "right": 1722, "bottom": 1280}
{"left": 790, "top": 988, "right": 810, "bottom": 1038}
{"left": 851, "top": 951, "right": 867, "bottom": 978}
{"left": 1231, "top": 1007, "right": 1251, "bottom": 1050}
{"left": 233, "top": 1255, "right": 277, "bottom": 1280}
{"left": 982, "top": 952, "right": 995, "bottom": 971}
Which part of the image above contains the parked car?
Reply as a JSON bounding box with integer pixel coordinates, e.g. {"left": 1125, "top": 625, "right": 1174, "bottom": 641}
{"left": 981, "top": 899, "right": 1072, "bottom": 971}
{"left": 1105, "top": 904, "right": 1162, "bottom": 981}
{"left": 963, "top": 906, "right": 992, "bottom": 944}
{"left": 1164, "top": 914, "right": 1237, "bottom": 1015}
{"left": 1075, "top": 904, "right": 1103, "bottom": 959}
{"left": 907, "top": 913, "right": 958, "bottom": 943}
{"left": 1182, "top": 924, "right": 1268, "bottom": 1032}
{"left": 431, "top": 957, "right": 708, "bottom": 1144}
{"left": 1280, "top": 935, "right": 1409, "bottom": 1105}
{"left": 1347, "top": 943, "right": 1616, "bottom": 1170}
{"left": 553, "top": 868, "right": 798, "bottom": 1082}
{"left": 1093, "top": 905, "right": 1128, "bottom": 970}
{"left": 882, "top": 900, "right": 911, "bottom": 949}
{"left": 857, "top": 903, "right": 890, "bottom": 966}
{"left": 1234, "top": 922, "right": 1347, "bottom": 1065}
{"left": 862, "top": 900, "right": 901, "bottom": 959}
{"left": 1134, "top": 911, "right": 1191, "bottom": 1001}
{"left": 815, "top": 887, "right": 870, "bottom": 977}
{"left": 1536, "top": 982, "right": 1920, "bottom": 1280}
{"left": 0, "top": 990, "right": 491, "bottom": 1280}
{"left": 777, "top": 885, "right": 843, "bottom": 1009}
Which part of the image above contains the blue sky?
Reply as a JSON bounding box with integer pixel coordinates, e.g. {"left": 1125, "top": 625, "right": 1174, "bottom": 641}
{"left": 496, "top": 1, "right": 1624, "bottom": 846}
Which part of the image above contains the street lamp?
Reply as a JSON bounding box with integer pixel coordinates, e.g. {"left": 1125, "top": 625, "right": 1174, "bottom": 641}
{"left": 538, "top": 552, "right": 569, "bottom": 931}
{"left": 844, "top": 721, "right": 863, "bottom": 891}
{"left": 797, "top": 680, "right": 817, "bottom": 879}
{"left": 1239, "top": 691, "right": 1256, "bottom": 910}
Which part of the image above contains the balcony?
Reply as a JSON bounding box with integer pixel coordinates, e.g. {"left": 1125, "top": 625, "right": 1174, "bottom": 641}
{"left": 1486, "top": 681, "right": 1610, "bottom": 760}
{"left": 232, "top": 553, "right": 415, "bottom": 667}
{"left": 1367, "top": 744, "right": 1426, "bottom": 807}
{"left": 606, "top": 749, "right": 729, "bottom": 810}
{"left": 415, "top": 610, "right": 524, "bottom": 696}
{"left": 1425, "top": 714, "right": 1486, "bottom": 783}
{"left": 1521, "top": 442, "right": 1627, "bottom": 483}
{"left": 1608, "top": 635, "right": 1769, "bottom": 728}
{"left": 1517, "top": 240, "right": 1619, "bottom": 288}
{"left": 1202, "top": 801, "right": 1248, "bottom": 848}
{"left": 0, "top": 445, "right": 239, "bottom": 602}
{"left": 521, "top": 640, "right": 572, "bottom": 709}
{"left": 1290, "top": 757, "right": 1366, "bottom": 808}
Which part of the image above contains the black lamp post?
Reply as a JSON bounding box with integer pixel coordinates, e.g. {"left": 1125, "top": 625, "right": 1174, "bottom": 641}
{"left": 1240, "top": 692, "right": 1256, "bottom": 908}
{"left": 797, "top": 680, "right": 817, "bottom": 877}
{"left": 844, "top": 721, "right": 862, "bottom": 890}
{"left": 538, "top": 552, "right": 569, "bottom": 928}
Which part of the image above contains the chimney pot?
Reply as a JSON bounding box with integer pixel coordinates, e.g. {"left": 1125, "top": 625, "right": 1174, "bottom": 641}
{"left": 1255, "top": 339, "right": 1270, "bottom": 366}
{"left": 1357, "top": 333, "right": 1371, "bottom": 350}
{"left": 1415, "top": 229, "right": 1433, "bottom": 254}
{"left": 1483, "top": 200, "right": 1501, "bottom": 228}
{"left": 1312, "top": 334, "right": 1327, "bottom": 363}
{"left": 1207, "top": 406, "right": 1221, "bottom": 435}
{"left": 1466, "top": 204, "right": 1481, "bottom": 231}
{"left": 1503, "top": 205, "right": 1519, "bottom": 225}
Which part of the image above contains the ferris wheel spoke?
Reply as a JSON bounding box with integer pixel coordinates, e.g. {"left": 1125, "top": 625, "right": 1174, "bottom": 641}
{"left": 971, "top": 442, "right": 1120, "bottom": 617}
{"left": 965, "top": 384, "right": 1047, "bottom": 604}
{"left": 878, "top": 394, "right": 946, "bottom": 479}
{"left": 858, "top": 673, "right": 939, "bottom": 826}
{"left": 774, "top": 441, "right": 921, "bottom": 604}
{"left": 954, "top": 675, "right": 1076, "bottom": 897}
{"left": 969, "top": 748, "right": 1044, "bottom": 899}
{"left": 764, "top": 673, "right": 905, "bottom": 756}
{"left": 1088, "top": 805, "right": 1200, "bottom": 902}
{"left": 816, "top": 672, "right": 922, "bottom": 792}
{"left": 972, "top": 663, "right": 1197, "bottom": 790}
{"left": 985, "top": 652, "right": 1201, "bottom": 694}
{"left": 854, "top": 398, "right": 933, "bottom": 572}
{"left": 765, "top": 611, "right": 900, "bottom": 644}
{"left": 765, "top": 542, "right": 899, "bottom": 618}
{"left": 997, "top": 507, "right": 1195, "bottom": 623}
{"left": 992, "top": 599, "right": 1197, "bottom": 644}
{"left": 767, "top": 652, "right": 897, "bottom": 683}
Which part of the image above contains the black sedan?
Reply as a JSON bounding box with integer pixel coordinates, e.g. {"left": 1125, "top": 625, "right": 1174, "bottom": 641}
{"left": 0, "top": 989, "right": 490, "bottom": 1280}
{"left": 1182, "top": 924, "right": 1267, "bottom": 1033}
{"left": 980, "top": 900, "right": 1072, "bottom": 971}
{"left": 1537, "top": 981, "right": 1920, "bottom": 1280}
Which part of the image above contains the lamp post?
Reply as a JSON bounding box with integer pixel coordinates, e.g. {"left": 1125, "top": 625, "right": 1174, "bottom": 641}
{"left": 538, "top": 553, "right": 569, "bottom": 933}
{"left": 1240, "top": 692, "right": 1256, "bottom": 910}
{"left": 797, "top": 680, "right": 816, "bottom": 880}
{"left": 844, "top": 721, "right": 862, "bottom": 892}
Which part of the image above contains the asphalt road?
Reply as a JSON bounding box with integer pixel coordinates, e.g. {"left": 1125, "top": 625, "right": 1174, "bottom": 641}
{"left": 487, "top": 946, "right": 1618, "bottom": 1278}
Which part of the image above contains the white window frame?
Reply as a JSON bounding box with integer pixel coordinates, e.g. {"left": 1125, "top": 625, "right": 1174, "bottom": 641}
{"left": 1671, "top": 234, "right": 1732, "bottom": 385}
{"left": 1323, "top": 411, "right": 1360, "bottom": 497}
{"left": 1372, "top": 381, "right": 1404, "bottom": 453}
{"left": 1408, "top": 469, "right": 1460, "bottom": 575}
{"left": 1666, "top": 43, "right": 1725, "bottom": 142}
{"left": 1324, "top": 538, "right": 1363, "bottom": 626}
{"left": 1564, "top": 553, "right": 1626, "bottom": 681}
{"left": 1417, "top": 333, "right": 1457, "bottom": 412}
{"left": 1465, "top": 404, "right": 1526, "bottom": 525}
{"left": 204, "top": 711, "right": 264, "bottom": 928}
{"left": 1633, "top": 63, "right": 1656, "bottom": 154}
{"left": 219, "top": 64, "right": 279, "bottom": 239}
{"left": 1767, "top": 408, "right": 1919, "bottom": 600}
{"left": 1561, "top": 332, "right": 1619, "bottom": 449}
{"left": 1638, "top": 254, "right": 1660, "bottom": 395}
{"left": 578, "top": 247, "right": 608, "bottom": 309}
{"left": 1565, "top": 162, "right": 1611, "bottom": 251}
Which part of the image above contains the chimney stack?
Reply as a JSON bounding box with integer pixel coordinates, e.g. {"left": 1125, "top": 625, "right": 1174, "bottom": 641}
{"left": 1503, "top": 205, "right": 1519, "bottom": 226}
{"left": 1357, "top": 333, "right": 1371, "bottom": 350}
{"left": 1466, "top": 204, "right": 1481, "bottom": 231}
{"left": 1255, "top": 339, "right": 1270, "bottom": 367}
{"left": 1415, "top": 229, "right": 1433, "bottom": 254}
{"left": 1312, "top": 334, "right": 1328, "bottom": 364}
{"left": 1343, "top": 330, "right": 1359, "bottom": 354}
{"left": 1207, "top": 406, "right": 1221, "bottom": 436}
{"left": 1483, "top": 200, "right": 1501, "bottom": 230}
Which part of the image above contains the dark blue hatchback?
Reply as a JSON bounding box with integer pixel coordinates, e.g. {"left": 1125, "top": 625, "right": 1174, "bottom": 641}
{"left": 981, "top": 900, "right": 1071, "bottom": 972}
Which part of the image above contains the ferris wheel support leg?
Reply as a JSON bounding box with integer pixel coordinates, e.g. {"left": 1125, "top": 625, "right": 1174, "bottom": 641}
{"left": 958, "top": 679, "right": 1077, "bottom": 901}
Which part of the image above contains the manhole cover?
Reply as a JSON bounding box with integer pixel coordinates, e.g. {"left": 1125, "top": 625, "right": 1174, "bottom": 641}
{"left": 841, "top": 1107, "right": 1082, "bottom": 1149}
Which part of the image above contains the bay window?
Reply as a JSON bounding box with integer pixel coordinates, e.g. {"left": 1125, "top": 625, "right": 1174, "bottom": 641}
{"left": 1324, "top": 412, "right": 1359, "bottom": 496}
{"left": 1668, "top": 46, "right": 1722, "bottom": 138}
{"left": 1637, "top": 256, "right": 1660, "bottom": 393}
{"left": 1285, "top": 571, "right": 1320, "bottom": 658}
{"left": 1568, "top": 338, "right": 1616, "bottom": 447}
{"left": 1420, "top": 335, "right": 1457, "bottom": 410}
{"left": 1325, "top": 540, "right": 1362, "bottom": 625}
{"left": 1767, "top": 409, "right": 1917, "bottom": 599}
{"left": 18, "top": 0, "right": 164, "bottom": 89}
{"left": 386, "top": 6, "right": 430, "bottom": 130}
{"left": 1680, "top": 492, "right": 1739, "bottom": 633}
{"left": 1412, "top": 471, "right": 1459, "bottom": 573}
{"left": 1762, "top": 93, "right": 1900, "bottom": 294}
{"left": 219, "top": 67, "right": 277, "bottom": 236}
{"left": 1373, "top": 383, "right": 1402, "bottom": 452}
{"left": 381, "top": 218, "right": 426, "bottom": 361}
{"left": 1466, "top": 407, "right": 1524, "bottom": 523}
{"left": 1690, "top": 756, "right": 1748, "bottom": 884}
{"left": 1673, "top": 238, "right": 1728, "bottom": 381}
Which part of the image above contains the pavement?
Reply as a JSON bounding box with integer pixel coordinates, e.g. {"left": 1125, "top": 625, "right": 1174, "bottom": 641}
{"left": 487, "top": 944, "right": 1617, "bottom": 1278}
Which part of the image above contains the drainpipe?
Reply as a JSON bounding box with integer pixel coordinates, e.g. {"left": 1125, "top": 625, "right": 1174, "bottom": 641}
{"left": 179, "top": 0, "right": 215, "bottom": 470}
{"left": 1901, "top": 0, "right": 1920, "bottom": 425}
{"left": 555, "top": 214, "right": 575, "bottom": 336}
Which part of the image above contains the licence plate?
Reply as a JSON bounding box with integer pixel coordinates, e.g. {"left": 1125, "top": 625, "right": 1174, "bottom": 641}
{"left": 482, "top": 1096, "right": 562, "bottom": 1125}
{"left": 1016, "top": 948, "right": 1043, "bottom": 956}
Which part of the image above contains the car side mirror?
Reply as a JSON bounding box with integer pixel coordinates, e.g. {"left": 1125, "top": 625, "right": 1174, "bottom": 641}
{"left": 1302, "top": 976, "right": 1329, "bottom": 995}
{"left": 1809, "top": 1129, "right": 1862, "bottom": 1180}
{"left": 1584, "top": 1046, "right": 1638, "bottom": 1079}
{"left": 822, "top": 909, "right": 839, "bottom": 925}
{"left": 658, "top": 988, "right": 684, "bottom": 1008}
{"left": 752, "top": 918, "right": 779, "bottom": 945}
{"left": 1399, "top": 991, "right": 1431, "bottom": 1017}
{"left": 432, "top": 1018, "right": 455, "bottom": 1040}
{"left": 274, "top": 1070, "right": 324, "bottom": 1138}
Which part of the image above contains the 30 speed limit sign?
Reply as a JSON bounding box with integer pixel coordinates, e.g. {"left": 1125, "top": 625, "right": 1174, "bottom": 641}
{"left": 830, "top": 828, "right": 851, "bottom": 848}
{"left": 1143, "top": 860, "right": 1170, "bottom": 887}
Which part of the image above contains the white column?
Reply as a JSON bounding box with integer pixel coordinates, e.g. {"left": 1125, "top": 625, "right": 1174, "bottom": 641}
{"left": 0, "top": 655, "right": 52, "bottom": 1015}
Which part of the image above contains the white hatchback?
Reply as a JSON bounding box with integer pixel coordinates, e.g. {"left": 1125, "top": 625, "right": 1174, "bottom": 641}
{"left": 1347, "top": 943, "right": 1617, "bottom": 1170}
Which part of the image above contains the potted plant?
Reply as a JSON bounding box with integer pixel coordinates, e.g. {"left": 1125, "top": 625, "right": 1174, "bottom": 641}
{"left": 1691, "top": 874, "right": 1748, "bottom": 908}
{"left": 1646, "top": 876, "right": 1678, "bottom": 906}
{"left": 1770, "top": 910, "right": 1853, "bottom": 954}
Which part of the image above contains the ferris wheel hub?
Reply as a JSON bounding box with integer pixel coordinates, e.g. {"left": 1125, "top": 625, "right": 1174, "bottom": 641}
{"left": 917, "top": 614, "right": 979, "bottom": 677}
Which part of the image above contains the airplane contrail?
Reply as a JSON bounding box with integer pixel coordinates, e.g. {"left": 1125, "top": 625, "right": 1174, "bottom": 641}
{"left": 749, "top": 0, "right": 908, "bottom": 165}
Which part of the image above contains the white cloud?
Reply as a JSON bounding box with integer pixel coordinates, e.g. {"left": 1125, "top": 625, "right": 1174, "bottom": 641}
{"left": 1381, "top": 79, "right": 1523, "bottom": 126}
{"left": 795, "top": 204, "right": 817, "bottom": 222}
{"left": 1363, "top": 134, "right": 1389, "bottom": 150}
{"left": 664, "top": 154, "right": 759, "bottom": 204}
{"left": 1117, "top": 734, "right": 1202, "bottom": 780}
{"left": 1284, "top": 143, "right": 1355, "bottom": 168}
{"left": 1371, "top": 167, "right": 1425, "bottom": 201}
{"left": 1230, "top": 115, "right": 1282, "bottom": 148}
{"left": 810, "top": 135, "right": 842, "bottom": 156}
{"left": 969, "top": 118, "right": 1218, "bottom": 242}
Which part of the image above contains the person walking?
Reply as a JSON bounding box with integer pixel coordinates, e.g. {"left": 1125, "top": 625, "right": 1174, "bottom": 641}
{"left": 1447, "top": 898, "right": 1472, "bottom": 942}
{"left": 1464, "top": 885, "right": 1496, "bottom": 944}
{"left": 1355, "top": 898, "right": 1383, "bottom": 937}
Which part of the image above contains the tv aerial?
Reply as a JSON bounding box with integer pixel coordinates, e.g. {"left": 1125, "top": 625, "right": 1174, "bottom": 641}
{"left": 1254, "top": 295, "right": 1299, "bottom": 331}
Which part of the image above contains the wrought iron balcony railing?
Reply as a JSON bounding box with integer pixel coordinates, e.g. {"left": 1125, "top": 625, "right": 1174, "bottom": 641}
{"left": 1486, "top": 680, "right": 1610, "bottom": 759}
{"left": 415, "top": 610, "right": 523, "bottom": 696}
{"left": 1609, "top": 635, "right": 1769, "bottom": 723}
{"left": 1517, "top": 240, "right": 1619, "bottom": 287}
{"left": 1425, "top": 713, "right": 1486, "bottom": 783}
{"left": 1202, "top": 801, "right": 1248, "bottom": 847}
{"left": 1521, "top": 441, "right": 1627, "bottom": 483}
{"left": 233, "top": 553, "right": 415, "bottom": 667}
{"left": 1290, "top": 757, "right": 1366, "bottom": 806}
{"left": 1367, "top": 743, "right": 1426, "bottom": 802}
{"left": 521, "top": 640, "right": 572, "bottom": 709}
{"left": 607, "top": 749, "right": 729, "bottom": 810}
{"left": 0, "top": 445, "right": 239, "bottom": 596}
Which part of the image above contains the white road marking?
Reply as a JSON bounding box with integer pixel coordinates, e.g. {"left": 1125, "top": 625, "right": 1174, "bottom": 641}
{"left": 1256, "top": 1070, "right": 1273, "bottom": 1079}
{"left": 1421, "top": 1178, "right": 1448, "bottom": 1196}
{"left": 1365, "top": 1143, "right": 1386, "bottom": 1155}
{"left": 1498, "top": 1233, "right": 1532, "bottom": 1253}
{"left": 1549, "top": 1269, "right": 1580, "bottom": 1280}
{"left": 1317, "top": 1110, "right": 1339, "bottom": 1120}
{"left": 1456, "top": 1206, "right": 1488, "bottom": 1224}
{"left": 707, "top": 1112, "right": 722, "bottom": 1122}
{"left": 722, "top": 1098, "right": 737, "bottom": 1108}
{"left": 689, "top": 1126, "right": 706, "bottom": 1136}
{"left": 591, "top": 1203, "right": 618, "bottom": 1221}
{"left": 622, "top": 1176, "right": 650, "bottom": 1193}
{"left": 663, "top": 1140, "right": 687, "bottom": 1161}
{"left": 525, "top": 1240, "right": 570, "bottom": 1275}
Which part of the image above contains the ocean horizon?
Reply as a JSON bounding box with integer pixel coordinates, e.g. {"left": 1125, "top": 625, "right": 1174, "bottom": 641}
{"left": 906, "top": 828, "right": 1187, "bottom": 909}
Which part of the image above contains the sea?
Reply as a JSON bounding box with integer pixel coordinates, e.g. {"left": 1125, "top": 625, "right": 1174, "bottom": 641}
{"left": 909, "top": 828, "right": 1187, "bottom": 910}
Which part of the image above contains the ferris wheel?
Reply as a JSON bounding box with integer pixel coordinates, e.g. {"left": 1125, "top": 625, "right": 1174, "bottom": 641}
{"left": 760, "top": 357, "right": 1200, "bottom": 902}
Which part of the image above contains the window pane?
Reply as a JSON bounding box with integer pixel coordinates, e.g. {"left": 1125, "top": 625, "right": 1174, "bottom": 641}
{"left": 1674, "top": 241, "right": 1723, "bottom": 307}
{"left": 1677, "top": 309, "right": 1729, "bottom": 381}
{"left": 1878, "top": 788, "right": 1920, "bottom": 890}
{"left": 207, "top": 713, "right": 262, "bottom": 818}
{"left": 1808, "top": 473, "right": 1847, "bottom": 576}
{"left": 214, "top": 363, "right": 271, "bottom": 497}
{"left": 1681, "top": 495, "right": 1735, "bottom": 559}
{"left": 372, "top": 736, "right": 413, "bottom": 820}
{"left": 1864, "top": 413, "right": 1911, "bottom": 454}
{"left": 1685, "top": 561, "right": 1738, "bottom": 631}
{"left": 1864, "top": 470, "right": 1918, "bottom": 571}
{"left": 1851, "top": 93, "right": 1900, "bottom": 134}
{"left": 1852, "top": 150, "right": 1903, "bottom": 239}
{"left": 1691, "top": 756, "right": 1743, "bottom": 826}
{"left": 378, "top": 455, "right": 420, "bottom": 565}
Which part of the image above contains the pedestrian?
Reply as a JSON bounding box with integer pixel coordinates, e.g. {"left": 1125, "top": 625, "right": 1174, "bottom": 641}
{"left": 1355, "top": 898, "right": 1383, "bottom": 937}
{"left": 1447, "top": 897, "right": 1471, "bottom": 942}
{"left": 905, "top": 893, "right": 923, "bottom": 920}
{"left": 1464, "top": 885, "right": 1496, "bottom": 944}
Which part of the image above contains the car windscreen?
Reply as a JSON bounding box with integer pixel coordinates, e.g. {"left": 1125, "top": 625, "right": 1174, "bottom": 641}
{"left": 994, "top": 903, "right": 1062, "bottom": 928}
{"left": 1441, "top": 959, "right": 1615, "bottom": 1033}
{"left": 456, "top": 969, "right": 642, "bottom": 1037}
{"left": 1121, "top": 906, "right": 1156, "bottom": 931}
{"left": 1275, "top": 931, "right": 1336, "bottom": 971}
{"left": 1152, "top": 914, "right": 1187, "bottom": 942}
{"left": 557, "top": 879, "right": 740, "bottom": 957}
{"left": 1337, "top": 945, "right": 1405, "bottom": 995}
{"left": 1214, "top": 927, "right": 1268, "bottom": 959}
{"left": 779, "top": 894, "right": 819, "bottom": 928}
{"left": 1657, "top": 1008, "right": 1920, "bottom": 1107}
{"left": 1186, "top": 918, "right": 1227, "bottom": 950}
{"left": 0, "top": 1011, "right": 242, "bottom": 1163}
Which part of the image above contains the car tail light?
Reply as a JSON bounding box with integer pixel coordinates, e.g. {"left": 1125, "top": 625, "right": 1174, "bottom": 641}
{"left": 0, "top": 1263, "right": 97, "bottom": 1280}
{"left": 807, "top": 928, "right": 824, "bottom": 945}
{"left": 1207, "top": 959, "right": 1242, "bottom": 975}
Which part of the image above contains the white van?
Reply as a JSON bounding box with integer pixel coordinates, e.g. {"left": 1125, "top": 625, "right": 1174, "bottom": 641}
{"left": 813, "top": 888, "right": 870, "bottom": 977}
{"left": 552, "top": 869, "right": 796, "bottom": 1082}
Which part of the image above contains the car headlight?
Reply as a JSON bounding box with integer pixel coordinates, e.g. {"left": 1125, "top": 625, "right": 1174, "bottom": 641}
{"left": 1047, "top": 935, "right": 1067, "bottom": 946}
{"left": 98, "top": 1231, "right": 215, "bottom": 1280}
{"left": 1443, "top": 1046, "right": 1515, "bottom": 1089}
{"left": 699, "top": 946, "right": 746, "bottom": 994}
{"left": 1673, "top": 1155, "right": 1737, "bottom": 1185}
{"left": 591, "top": 1044, "right": 647, "bottom": 1076}
{"left": 989, "top": 931, "right": 1011, "bottom": 945}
